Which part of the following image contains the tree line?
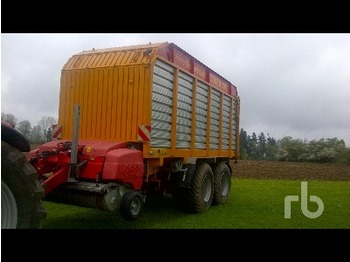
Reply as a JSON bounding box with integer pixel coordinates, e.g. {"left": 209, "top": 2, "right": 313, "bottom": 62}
{"left": 1, "top": 113, "right": 57, "bottom": 144}
{"left": 240, "top": 128, "right": 350, "bottom": 164}
{"left": 2, "top": 112, "right": 349, "bottom": 164}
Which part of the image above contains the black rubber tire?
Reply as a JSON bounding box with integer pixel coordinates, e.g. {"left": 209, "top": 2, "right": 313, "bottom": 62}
{"left": 212, "top": 162, "right": 231, "bottom": 205}
{"left": 120, "top": 191, "right": 143, "bottom": 221}
{"left": 172, "top": 164, "right": 196, "bottom": 210}
{"left": 1, "top": 141, "right": 46, "bottom": 229}
{"left": 187, "top": 162, "right": 214, "bottom": 213}
{"left": 1, "top": 122, "right": 30, "bottom": 152}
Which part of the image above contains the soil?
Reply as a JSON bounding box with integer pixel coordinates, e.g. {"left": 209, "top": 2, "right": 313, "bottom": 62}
{"left": 230, "top": 160, "right": 350, "bottom": 181}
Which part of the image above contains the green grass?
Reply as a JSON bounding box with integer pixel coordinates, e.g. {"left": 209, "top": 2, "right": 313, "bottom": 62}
{"left": 41, "top": 179, "right": 350, "bottom": 229}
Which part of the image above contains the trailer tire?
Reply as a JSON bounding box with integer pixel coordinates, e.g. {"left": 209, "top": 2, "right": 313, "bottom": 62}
{"left": 187, "top": 162, "right": 214, "bottom": 213}
{"left": 212, "top": 162, "right": 231, "bottom": 205}
{"left": 1, "top": 142, "right": 46, "bottom": 229}
{"left": 120, "top": 191, "right": 143, "bottom": 221}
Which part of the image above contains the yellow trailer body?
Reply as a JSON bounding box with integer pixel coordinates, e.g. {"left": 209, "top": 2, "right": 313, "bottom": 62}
{"left": 59, "top": 42, "right": 240, "bottom": 164}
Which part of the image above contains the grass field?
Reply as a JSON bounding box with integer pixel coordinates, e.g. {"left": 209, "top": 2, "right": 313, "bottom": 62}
{"left": 41, "top": 160, "right": 350, "bottom": 229}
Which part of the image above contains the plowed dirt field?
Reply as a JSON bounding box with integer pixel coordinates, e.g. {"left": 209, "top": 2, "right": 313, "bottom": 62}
{"left": 230, "top": 160, "right": 350, "bottom": 181}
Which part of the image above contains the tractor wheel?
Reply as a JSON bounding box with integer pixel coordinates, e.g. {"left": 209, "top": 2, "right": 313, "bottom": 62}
{"left": 1, "top": 141, "right": 46, "bottom": 229}
{"left": 120, "top": 191, "right": 144, "bottom": 221}
{"left": 187, "top": 162, "right": 214, "bottom": 213}
{"left": 212, "top": 162, "right": 231, "bottom": 205}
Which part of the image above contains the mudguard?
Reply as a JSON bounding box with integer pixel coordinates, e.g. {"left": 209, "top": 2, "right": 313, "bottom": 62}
{"left": 1, "top": 120, "right": 30, "bottom": 152}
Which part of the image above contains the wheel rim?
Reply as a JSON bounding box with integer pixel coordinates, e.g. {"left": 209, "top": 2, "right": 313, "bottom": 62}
{"left": 202, "top": 174, "right": 213, "bottom": 203}
{"left": 220, "top": 173, "right": 230, "bottom": 197}
{"left": 130, "top": 196, "right": 142, "bottom": 216}
{"left": 1, "top": 181, "right": 18, "bottom": 229}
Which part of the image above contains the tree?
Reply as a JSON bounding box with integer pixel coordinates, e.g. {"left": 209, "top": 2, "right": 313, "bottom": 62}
{"left": 38, "top": 116, "right": 57, "bottom": 139}
{"left": 30, "top": 125, "right": 44, "bottom": 144}
{"left": 306, "top": 138, "right": 347, "bottom": 163}
{"left": 45, "top": 128, "right": 53, "bottom": 142}
{"left": 277, "top": 136, "right": 306, "bottom": 162}
{"left": 16, "top": 120, "right": 32, "bottom": 139}
{"left": 249, "top": 132, "right": 258, "bottom": 159}
{"left": 34, "top": 116, "right": 58, "bottom": 143}
{"left": 257, "top": 132, "right": 267, "bottom": 159}
{"left": 38, "top": 116, "right": 57, "bottom": 131}
{"left": 239, "top": 128, "right": 249, "bottom": 159}
{"left": 1, "top": 113, "right": 17, "bottom": 127}
{"left": 266, "top": 133, "right": 277, "bottom": 160}
{"left": 235, "top": 129, "right": 350, "bottom": 163}
{"left": 341, "top": 147, "right": 350, "bottom": 164}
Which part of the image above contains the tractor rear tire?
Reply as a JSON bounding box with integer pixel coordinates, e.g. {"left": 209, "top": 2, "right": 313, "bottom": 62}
{"left": 1, "top": 141, "right": 46, "bottom": 229}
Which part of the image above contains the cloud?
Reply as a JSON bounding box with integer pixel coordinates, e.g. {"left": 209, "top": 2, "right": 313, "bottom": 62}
{"left": 1, "top": 33, "right": 350, "bottom": 146}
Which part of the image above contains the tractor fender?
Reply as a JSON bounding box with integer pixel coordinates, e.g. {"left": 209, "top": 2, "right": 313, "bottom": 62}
{"left": 1, "top": 120, "right": 30, "bottom": 152}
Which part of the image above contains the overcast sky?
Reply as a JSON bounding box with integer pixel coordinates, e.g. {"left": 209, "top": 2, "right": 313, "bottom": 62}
{"left": 1, "top": 33, "right": 350, "bottom": 146}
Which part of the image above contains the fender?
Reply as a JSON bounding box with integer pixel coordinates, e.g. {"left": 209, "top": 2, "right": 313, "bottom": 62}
{"left": 171, "top": 164, "right": 196, "bottom": 188}
{"left": 1, "top": 120, "right": 30, "bottom": 152}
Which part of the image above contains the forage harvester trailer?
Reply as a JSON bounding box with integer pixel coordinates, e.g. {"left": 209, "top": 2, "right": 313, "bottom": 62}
{"left": 27, "top": 42, "right": 240, "bottom": 221}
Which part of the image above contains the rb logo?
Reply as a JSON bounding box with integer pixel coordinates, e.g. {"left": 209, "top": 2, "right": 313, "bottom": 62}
{"left": 284, "top": 181, "right": 324, "bottom": 219}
